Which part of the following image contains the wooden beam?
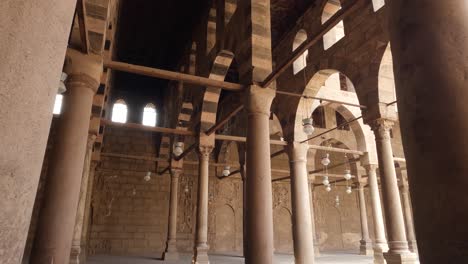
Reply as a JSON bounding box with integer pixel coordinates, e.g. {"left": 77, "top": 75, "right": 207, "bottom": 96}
{"left": 300, "top": 116, "right": 363, "bottom": 143}
{"left": 260, "top": 0, "right": 364, "bottom": 88}
{"left": 101, "top": 152, "right": 167, "bottom": 163}
{"left": 76, "top": 0, "right": 89, "bottom": 53}
{"left": 205, "top": 104, "right": 244, "bottom": 136}
{"left": 104, "top": 60, "right": 244, "bottom": 91}
{"left": 101, "top": 119, "right": 195, "bottom": 136}
{"left": 276, "top": 90, "right": 367, "bottom": 109}
{"left": 308, "top": 145, "right": 363, "bottom": 156}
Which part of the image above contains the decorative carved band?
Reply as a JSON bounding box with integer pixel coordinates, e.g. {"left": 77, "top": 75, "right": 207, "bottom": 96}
{"left": 67, "top": 73, "right": 100, "bottom": 93}
{"left": 198, "top": 146, "right": 213, "bottom": 159}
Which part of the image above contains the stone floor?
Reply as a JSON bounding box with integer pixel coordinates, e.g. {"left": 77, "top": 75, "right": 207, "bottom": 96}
{"left": 87, "top": 252, "right": 374, "bottom": 264}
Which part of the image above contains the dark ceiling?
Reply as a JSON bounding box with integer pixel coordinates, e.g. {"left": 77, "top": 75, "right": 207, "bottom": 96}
{"left": 113, "top": 0, "right": 210, "bottom": 99}
{"left": 271, "top": 0, "right": 316, "bottom": 48}
{"left": 112, "top": 0, "right": 314, "bottom": 100}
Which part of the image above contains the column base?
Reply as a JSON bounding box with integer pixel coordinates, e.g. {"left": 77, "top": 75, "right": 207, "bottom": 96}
{"left": 408, "top": 240, "right": 418, "bottom": 253}
{"left": 360, "top": 240, "right": 374, "bottom": 256}
{"left": 314, "top": 245, "right": 320, "bottom": 257}
{"left": 373, "top": 246, "right": 387, "bottom": 264}
{"left": 70, "top": 245, "right": 86, "bottom": 264}
{"left": 383, "top": 251, "right": 418, "bottom": 264}
{"left": 193, "top": 244, "right": 210, "bottom": 264}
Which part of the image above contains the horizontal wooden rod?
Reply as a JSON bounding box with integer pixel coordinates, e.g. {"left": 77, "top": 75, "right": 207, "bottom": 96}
{"left": 276, "top": 90, "right": 367, "bottom": 109}
{"left": 205, "top": 104, "right": 244, "bottom": 136}
{"left": 158, "top": 166, "right": 170, "bottom": 175}
{"left": 272, "top": 172, "right": 355, "bottom": 183}
{"left": 101, "top": 152, "right": 168, "bottom": 163}
{"left": 271, "top": 149, "right": 286, "bottom": 158}
{"left": 104, "top": 60, "right": 244, "bottom": 91}
{"left": 101, "top": 119, "right": 195, "bottom": 136}
{"left": 308, "top": 158, "right": 360, "bottom": 174}
{"left": 260, "top": 0, "right": 364, "bottom": 88}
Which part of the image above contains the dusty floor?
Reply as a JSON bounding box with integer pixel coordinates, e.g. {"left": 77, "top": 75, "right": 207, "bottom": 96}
{"left": 87, "top": 252, "right": 374, "bottom": 263}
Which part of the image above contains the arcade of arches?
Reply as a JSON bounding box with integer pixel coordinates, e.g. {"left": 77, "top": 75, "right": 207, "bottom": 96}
{"left": 0, "top": 1, "right": 466, "bottom": 264}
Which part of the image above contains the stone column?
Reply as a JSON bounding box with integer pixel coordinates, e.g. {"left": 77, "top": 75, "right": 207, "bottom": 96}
{"left": 308, "top": 181, "right": 320, "bottom": 256}
{"left": 240, "top": 161, "right": 248, "bottom": 257}
{"left": 163, "top": 168, "right": 182, "bottom": 260}
{"left": 399, "top": 177, "right": 417, "bottom": 253}
{"left": 388, "top": 1, "right": 468, "bottom": 262}
{"left": 364, "top": 164, "right": 388, "bottom": 264}
{"left": 245, "top": 86, "right": 275, "bottom": 264}
{"left": 287, "top": 142, "right": 315, "bottom": 264}
{"left": 371, "top": 120, "right": 417, "bottom": 263}
{"left": 194, "top": 146, "right": 213, "bottom": 264}
{"left": 0, "top": 1, "right": 76, "bottom": 262}
{"left": 81, "top": 161, "right": 98, "bottom": 257}
{"left": 357, "top": 181, "right": 373, "bottom": 256}
{"left": 70, "top": 134, "right": 96, "bottom": 264}
{"left": 30, "top": 48, "right": 102, "bottom": 264}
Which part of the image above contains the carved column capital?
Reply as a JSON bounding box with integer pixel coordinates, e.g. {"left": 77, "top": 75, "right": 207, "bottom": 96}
{"left": 369, "top": 119, "right": 395, "bottom": 141}
{"left": 198, "top": 145, "right": 213, "bottom": 159}
{"left": 87, "top": 134, "right": 97, "bottom": 149}
{"left": 170, "top": 168, "right": 183, "bottom": 178}
{"left": 286, "top": 141, "right": 309, "bottom": 163}
{"left": 64, "top": 48, "right": 103, "bottom": 93}
{"left": 246, "top": 85, "right": 276, "bottom": 116}
{"left": 363, "top": 164, "right": 378, "bottom": 172}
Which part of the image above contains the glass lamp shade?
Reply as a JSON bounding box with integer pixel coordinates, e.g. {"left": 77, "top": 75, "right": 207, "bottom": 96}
{"left": 321, "top": 153, "right": 331, "bottom": 166}
{"left": 173, "top": 142, "right": 184, "bottom": 156}
{"left": 325, "top": 185, "right": 332, "bottom": 192}
{"left": 322, "top": 176, "right": 330, "bottom": 186}
{"left": 344, "top": 169, "right": 352, "bottom": 181}
{"left": 184, "top": 185, "right": 189, "bottom": 193}
{"left": 58, "top": 72, "right": 67, "bottom": 94}
{"left": 346, "top": 186, "right": 352, "bottom": 194}
{"left": 222, "top": 166, "right": 231, "bottom": 177}
{"left": 144, "top": 171, "right": 152, "bottom": 182}
{"left": 335, "top": 195, "right": 340, "bottom": 206}
{"left": 302, "top": 118, "right": 315, "bottom": 135}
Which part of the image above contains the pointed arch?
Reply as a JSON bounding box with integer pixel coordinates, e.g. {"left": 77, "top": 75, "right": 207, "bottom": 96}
{"left": 378, "top": 43, "right": 398, "bottom": 113}
{"left": 52, "top": 94, "right": 63, "bottom": 115}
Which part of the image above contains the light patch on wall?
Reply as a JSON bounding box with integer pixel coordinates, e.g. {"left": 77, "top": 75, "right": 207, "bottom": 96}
{"left": 322, "top": 0, "right": 345, "bottom": 50}
{"left": 53, "top": 94, "right": 63, "bottom": 115}
{"left": 372, "top": 0, "right": 385, "bottom": 12}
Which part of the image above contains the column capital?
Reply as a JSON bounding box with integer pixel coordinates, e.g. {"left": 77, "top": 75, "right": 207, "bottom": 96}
{"left": 246, "top": 85, "right": 276, "bottom": 116}
{"left": 170, "top": 168, "right": 183, "bottom": 178}
{"left": 87, "top": 134, "right": 97, "bottom": 149}
{"left": 64, "top": 48, "right": 103, "bottom": 93}
{"left": 369, "top": 119, "right": 395, "bottom": 140}
{"left": 286, "top": 142, "right": 309, "bottom": 163}
{"left": 364, "top": 164, "right": 379, "bottom": 172}
{"left": 198, "top": 145, "right": 213, "bottom": 159}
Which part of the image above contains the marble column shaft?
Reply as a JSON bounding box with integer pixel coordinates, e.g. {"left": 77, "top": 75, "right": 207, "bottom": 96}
{"left": 164, "top": 168, "right": 182, "bottom": 260}
{"left": 400, "top": 184, "right": 417, "bottom": 253}
{"left": 194, "top": 146, "right": 212, "bottom": 264}
{"left": 388, "top": 1, "right": 468, "bottom": 262}
{"left": 365, "top": 164, "right": 388, "bottom": 263}
{"left": 245, "top": 86, "right": 275, "bottom": 264}
{"left": 0, "top": 1, "right": 76, "bottom": 262}
{"left": 70, "top": 134, "right": 96, "bottom": 264}
{"left": 357, "top": 182, "right": 373, "bottom": 255}
{"left": 30, "top": 49, "right": 102, "bottom": 264}
{"left": 372, "top": 120, "right": 416, "bottom": 263}
{"left": 287, "top": 142, "right": 315, "bottom": 264}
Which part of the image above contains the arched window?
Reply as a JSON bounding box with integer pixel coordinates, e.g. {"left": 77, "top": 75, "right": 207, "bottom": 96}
{"left": 372, "top": 0, "right": 385, "bottom": 12}
{"left": 225, "top": 0, "right": 237, "bottom": 25}
{"left": 293, "top": 30, "right": 308, "bottom": 75}
{"left": 111, "top": 99, "right": 128, "bottom": 123}
{"left": 142, "top": 103, "right": 157, "bottom": 127}
{"left": 53, "top": 94, "right": 63, "bottom": 115}
{"left": 322, "top": 0, "right": 345, "bottom": 50}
